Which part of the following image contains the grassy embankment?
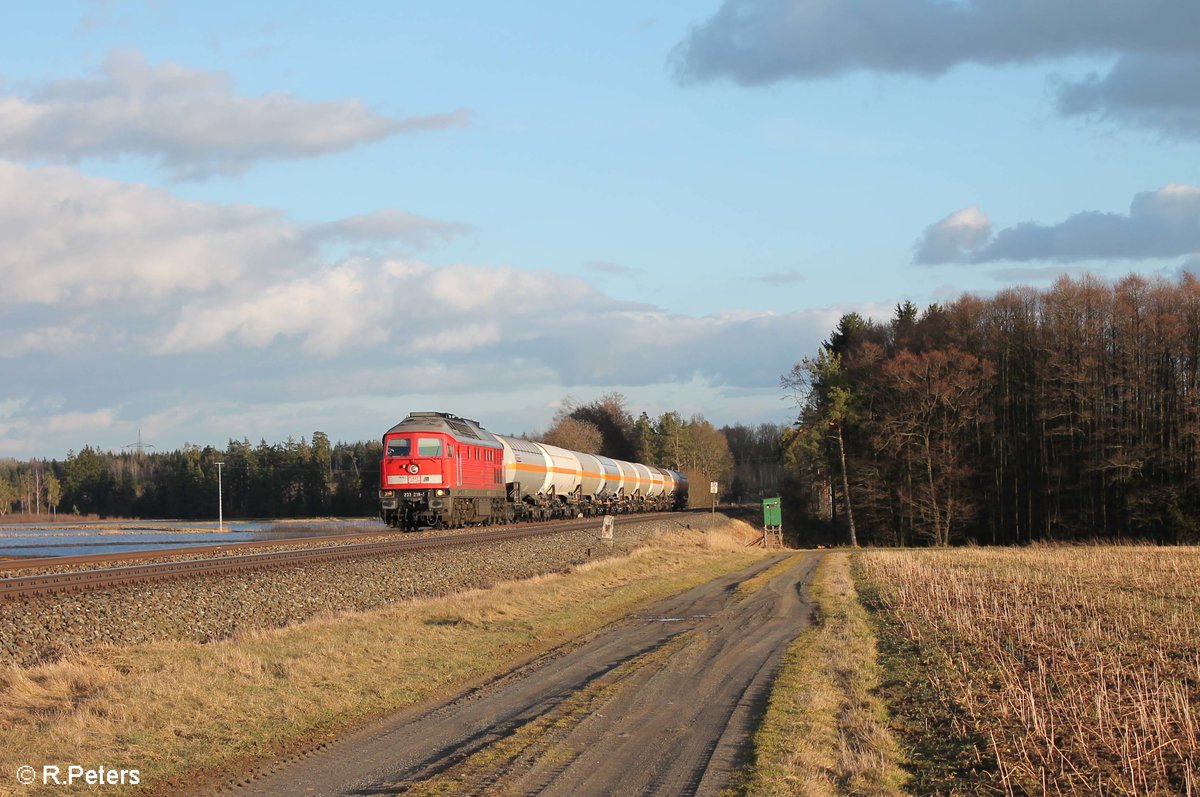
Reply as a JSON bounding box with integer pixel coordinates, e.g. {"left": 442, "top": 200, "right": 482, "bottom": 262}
{"left": 734, "top": 552, "right": 907, "bottom": 796}
{"left": 858, "top": 546, "right": 1200, "bottom": 796}
{"left": 0, "top": 526, "right": 766, "bottom": 796}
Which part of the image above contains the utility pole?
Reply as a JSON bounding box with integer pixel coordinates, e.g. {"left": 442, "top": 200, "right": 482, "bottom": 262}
{"left": 216, "top": 461, "right": 225, "bottom": 532}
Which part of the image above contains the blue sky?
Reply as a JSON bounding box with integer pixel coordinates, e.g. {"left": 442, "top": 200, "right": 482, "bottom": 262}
{"left": 2, "top": 1, "right": 1199, "bottom": 458}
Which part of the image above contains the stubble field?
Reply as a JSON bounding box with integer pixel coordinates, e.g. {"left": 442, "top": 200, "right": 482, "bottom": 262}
{"left": 858, "top": 546, "right": 1200, "bottom": 795}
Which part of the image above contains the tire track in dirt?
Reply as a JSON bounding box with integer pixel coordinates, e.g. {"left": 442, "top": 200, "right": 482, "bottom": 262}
{"left": 215, "top": 552, "right": 819, "bottom": 797}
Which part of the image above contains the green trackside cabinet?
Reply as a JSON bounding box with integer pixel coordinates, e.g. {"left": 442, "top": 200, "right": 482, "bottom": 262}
{"left": 762, "top": 497, "right": 782, "bottom": 528}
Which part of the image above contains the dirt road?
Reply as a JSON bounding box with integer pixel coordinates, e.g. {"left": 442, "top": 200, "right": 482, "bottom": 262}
{"left": 216, "top": 552, "right": 819, "bottom": 796}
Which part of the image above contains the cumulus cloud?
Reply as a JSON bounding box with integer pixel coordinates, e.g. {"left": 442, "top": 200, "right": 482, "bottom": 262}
{"left": 44, "top": 409, "right": 116, "bottom": 435}
{"left": 156, "top": 264, "right": 390, "bottom": 355}
{"left": 672, "top": 0, "right": 1197, "bottom": 85}
{"left": 0, "top": 160, "right": 469, "bottom": 307}
{"left": 1055, "top": 53, "right": 1200, "bottom": 140}
{"left": 672, "top": 1, "right": 1200, "bottom": 139}
{"left": 0, "top": 326, "right": 96, "bottom": 358}
{"left": 155, "top": 259, "right": 650, "bottom": 357}
{"left": 913, "top": 207, "right": 992, "bottom": 264}
{"left": 914, "top": 185, "right": 1200, "bottom": 264}
{"left": 0, "top": 51, "right": 470, "bottom": 178}
{"left": 0, "top": 162, "right": 849, "bottom": 458}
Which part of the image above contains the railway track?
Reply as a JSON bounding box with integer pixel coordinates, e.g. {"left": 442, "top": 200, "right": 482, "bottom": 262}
{"left": 0, "top": 513, "right": 679, "bottom": 601}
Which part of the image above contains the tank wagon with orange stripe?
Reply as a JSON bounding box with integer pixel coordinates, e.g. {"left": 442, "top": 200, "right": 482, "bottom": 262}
{"left": 379, "top": 411, "right": 688, "bottom": 530}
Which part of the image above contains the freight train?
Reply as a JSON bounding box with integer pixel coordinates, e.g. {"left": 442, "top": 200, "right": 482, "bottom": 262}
{"left": 379, "top": 412, "right": 688, "bottom": 530}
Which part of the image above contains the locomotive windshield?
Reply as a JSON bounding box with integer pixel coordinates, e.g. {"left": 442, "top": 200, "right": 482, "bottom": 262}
{"left": 387, "top": 438, "right": 411, "bottom": 458}
{"left": 417, "top": 437, "right": 443, "bottom": 457}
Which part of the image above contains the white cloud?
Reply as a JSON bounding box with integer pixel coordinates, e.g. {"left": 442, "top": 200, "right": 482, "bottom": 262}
{"left": 913, "top": 206, "right": 992, "bottom": 264}
{"left": 0, "top": 326, "right": 95, "bottom": 358}
{"left": 44, "top": 409, "right": 115, "bottom": 435}
{"left": 0, "top": 163, "right": 858, "bottom": 459}
{"left": 0, "top": 51, "right": 470, "bottom": 179}
{"left": 0, "top": 398, "right": 27, "bottom": 419}
{"left": 412, "top": 323, "right": 503, "bottom": 354}
{"left": 0, "top": 160, "right": 469, "bottom": 310}
{"left": 157, "top": 264, "right": 389, "bottom": 355}
{"left": 426, "top": 264, "right": 594, "bottom": 313}
{"left": 915, "top": 186, "right": 1200, "bottom": 264}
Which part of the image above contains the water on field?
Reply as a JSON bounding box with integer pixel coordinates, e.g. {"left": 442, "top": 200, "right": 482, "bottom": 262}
{"left": 0, "top": 519, "right": 378, "bottom": 559}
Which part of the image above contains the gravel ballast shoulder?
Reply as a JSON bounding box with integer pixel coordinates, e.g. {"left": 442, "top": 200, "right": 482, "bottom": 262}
{"left": 0, "top": 514, "right": 733, "bottom": 667}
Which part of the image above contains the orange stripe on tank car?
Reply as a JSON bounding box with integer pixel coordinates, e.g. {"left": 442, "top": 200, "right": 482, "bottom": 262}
{"left": 512, "top": 463, "right": 580, "bottom": 475}
{"left": 510, "top": 462, "right": 657, "bottom": 483}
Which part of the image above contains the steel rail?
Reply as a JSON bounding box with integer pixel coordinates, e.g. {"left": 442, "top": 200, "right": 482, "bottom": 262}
{"left": 0, "top": 513, "right": 675, "bottom": 601}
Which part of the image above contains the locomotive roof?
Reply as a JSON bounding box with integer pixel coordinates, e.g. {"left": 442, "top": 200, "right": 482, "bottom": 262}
{"left": 385, "top": 412, "right": 503, "bottom": 447}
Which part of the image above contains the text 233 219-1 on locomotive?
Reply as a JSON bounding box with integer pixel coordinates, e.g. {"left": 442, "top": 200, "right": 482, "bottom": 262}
{"left": 379, "top": 412, "right": 688, "bottom": 530}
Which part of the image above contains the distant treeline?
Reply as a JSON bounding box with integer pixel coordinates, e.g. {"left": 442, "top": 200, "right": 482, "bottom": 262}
{"left": 0, "top": 435, "right": 382, "bottom": 519}
{"left": 0, "top": 399, "right": 790, "bottom": 520}
{"left": 788, "top": 273, "right": 1200, "bottom": 546}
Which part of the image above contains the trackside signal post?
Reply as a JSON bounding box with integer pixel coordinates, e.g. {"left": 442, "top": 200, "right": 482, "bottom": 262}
{"left": 710, "top": 481, "right": 718, "bottom": 515}
{"left": 762, "top": 497, "right": 782, "bottom": 547}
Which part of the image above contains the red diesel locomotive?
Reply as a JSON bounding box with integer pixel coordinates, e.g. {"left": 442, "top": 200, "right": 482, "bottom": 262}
{"left": 379, "top": 412, "right": 688, "bottom": 530}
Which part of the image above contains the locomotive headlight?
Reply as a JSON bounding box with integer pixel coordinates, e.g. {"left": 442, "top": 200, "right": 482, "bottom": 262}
{"left": 408, "top": 463, "right": 419, "bottom": 474}
{"left": 436, "top": 489, "right": 444, "bottom": 496}
{"left": 382, "top": 490, "right": 395, "bottom": 497}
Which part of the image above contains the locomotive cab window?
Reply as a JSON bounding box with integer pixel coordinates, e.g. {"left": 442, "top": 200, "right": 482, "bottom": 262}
{"left": 417, "top": 437, "right": 443, "bottom": 457}
{"left": 387, "top": 438, "right": 411, "bottom": 458}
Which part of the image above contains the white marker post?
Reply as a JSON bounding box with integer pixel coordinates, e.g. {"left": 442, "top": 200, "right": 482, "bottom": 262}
{"left": 215, "top": 461, "right": 225, "bottom": 532}
{"left": 710, "top": 481, "right": 718, "bottom": 515}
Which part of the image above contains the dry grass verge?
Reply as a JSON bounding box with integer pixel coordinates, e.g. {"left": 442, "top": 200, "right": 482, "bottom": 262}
{"left": 734, "top": 552, "right": 907, "bottom": 796}
{"left": 0, "top": 526, "right": 765, "bottom": 796}
{"left": 859, "top": 546, "right": 1200, "bottom": 795}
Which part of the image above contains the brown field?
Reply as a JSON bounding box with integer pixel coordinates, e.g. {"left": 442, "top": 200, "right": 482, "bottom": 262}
{"left": 858, "top": 546, "right": 1200, "bottom": 795}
